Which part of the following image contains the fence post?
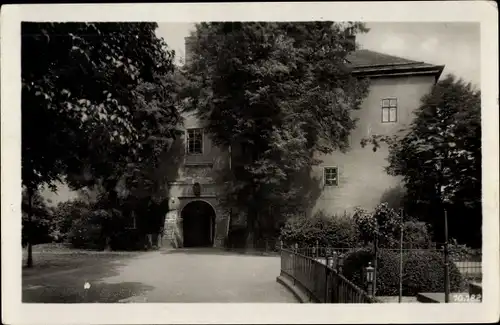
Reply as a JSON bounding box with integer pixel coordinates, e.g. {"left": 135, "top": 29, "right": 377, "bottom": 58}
{"left": 399, "top": 208, "right": 404, "bottom": 303}
{"left": 325, "top": 257, "right": 331, "bottom": 303}
{"left": 444, "top": 209, "right": 450, "bottom": 303}
{"left": 373, "top": 236, "right": 378, "bottom": 296}
{"left": 293, "top": 243, "right": 299, "bottom": 285}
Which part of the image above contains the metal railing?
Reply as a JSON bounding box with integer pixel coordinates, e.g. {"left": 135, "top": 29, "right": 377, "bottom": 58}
{"left": 280, "top": 247, "right": 379, "bottom": 303}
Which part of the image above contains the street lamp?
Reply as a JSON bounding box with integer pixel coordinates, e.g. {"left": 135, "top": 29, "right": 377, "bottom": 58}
{"left": 330, "top": 251, "right": 338, "bottom": 269}
{"left": 325, "top": 255, "right": 331, "bottom": 268}
{"left": 365, "top": 262, "right": 375, "bottom": 296}
{"left": 337, "top": 255, "right": 344, "bottom": 274}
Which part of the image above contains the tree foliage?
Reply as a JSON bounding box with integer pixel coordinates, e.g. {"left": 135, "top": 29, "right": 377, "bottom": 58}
{"left": 353, "top": 203, "right": 402, "bottom": 248}
{"left": 280, "top": 210, "right": 360, "bottom": 248}
{"left": 361, "top": 75, "right": 481, "bottom": 245}
{"left": 22, "top": 189, "right": 53, "bottom": 246}
{"left": 181, "top": 22, "right": 370, "bottom": 244}
{"left": 22, "top": 22, "right": 181, "bottom": 195}
{"left": 22, "top": 22, "right": 183, "bottom": 261}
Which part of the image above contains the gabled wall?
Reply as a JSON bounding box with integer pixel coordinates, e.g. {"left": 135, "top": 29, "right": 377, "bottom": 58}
{"left": 309, "top": 75, "right": 436, "bottom": 216}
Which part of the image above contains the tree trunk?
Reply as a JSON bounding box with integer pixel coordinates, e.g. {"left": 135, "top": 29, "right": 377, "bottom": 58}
{"left": 26, "top": 187, "right": 34, "bottom": 268}
{"left": 104, "top": 236, "right": 111, "bottom": 251}
{"left": 246, "top": 209, "right": 257, "bottom": 249}
{"left": 246, "top": 226, "right": 255, "bottom": 250}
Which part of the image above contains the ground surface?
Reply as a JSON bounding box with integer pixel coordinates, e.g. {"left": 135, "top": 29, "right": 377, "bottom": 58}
{"left": 22, "top": 245, "right": 298, "bottom": 303}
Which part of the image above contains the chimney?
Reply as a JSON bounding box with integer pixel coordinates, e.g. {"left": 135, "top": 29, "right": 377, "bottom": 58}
{"left": 345, "top": 27, "right": 356, "bottom": 52}
{"left": 184, "top": 36, "right": 196, "bottom": 66}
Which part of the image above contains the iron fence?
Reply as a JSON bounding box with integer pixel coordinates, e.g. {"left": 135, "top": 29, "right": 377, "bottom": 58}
{"left": 280, "top": 247, "right": 379, "bottom": 303}
{"left": 283, "top": 243, "right": 482, "bottom": 299}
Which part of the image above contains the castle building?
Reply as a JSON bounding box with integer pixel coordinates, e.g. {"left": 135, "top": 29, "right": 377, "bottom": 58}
{"left": 161, "top": 37, "right": 444, "bottom": 249}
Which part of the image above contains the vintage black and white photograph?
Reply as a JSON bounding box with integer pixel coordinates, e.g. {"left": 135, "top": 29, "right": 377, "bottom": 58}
{"left": 1, "top": 2, "right": 498, "bottom": 324}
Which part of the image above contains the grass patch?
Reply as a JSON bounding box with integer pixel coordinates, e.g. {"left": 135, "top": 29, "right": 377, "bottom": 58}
{"left": 22, "top": 244, "right": 142, "bottom": 276}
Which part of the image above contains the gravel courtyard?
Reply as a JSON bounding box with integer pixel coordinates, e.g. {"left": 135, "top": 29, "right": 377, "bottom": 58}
{"left": 22, "top": 247, "right": 298, "bottom": 303}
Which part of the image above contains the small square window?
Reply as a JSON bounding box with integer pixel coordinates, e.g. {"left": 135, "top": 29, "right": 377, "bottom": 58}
{"left": 324, "top": 167, "right": 338, "bottom": 186}
{"left": 382, "top": 98, "right": 398, "bottom": 123}
{"left": 186, "top": 128, "right": 203, "bottom": 154}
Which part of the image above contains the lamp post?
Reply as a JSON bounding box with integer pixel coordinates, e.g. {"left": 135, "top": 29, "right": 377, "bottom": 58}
{"left": 331, "top": 251, "right": 338, "bottom": 269}
{"left": 365, "top": 262, "right": 375, "bottom": 296}
{"left": 325, "top": 255, "right": 332, "bottom": 268}
{"left": 337, "top": 255, "right": 344, "bottom": 274}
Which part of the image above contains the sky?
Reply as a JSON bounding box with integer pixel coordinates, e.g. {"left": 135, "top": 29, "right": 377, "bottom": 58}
{"left": 156, "top": 22, "right": 480, "bottom": 87}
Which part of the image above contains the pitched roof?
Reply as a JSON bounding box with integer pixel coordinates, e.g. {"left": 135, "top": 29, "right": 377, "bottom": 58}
{"left": 346, "top": 49, "right": 445, "bottom": 81}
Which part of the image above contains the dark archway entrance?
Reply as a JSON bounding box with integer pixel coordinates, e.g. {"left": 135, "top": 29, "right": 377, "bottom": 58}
{"left": 181, "top": 200, "right": 216, "bottom": 247}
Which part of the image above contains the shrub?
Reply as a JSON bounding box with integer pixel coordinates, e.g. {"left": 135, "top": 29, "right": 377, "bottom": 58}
{"left": 343, "top": 248, "right": 464, "bottom": 296}
{"left": 68, "top": 209, "right": 108, "bottom": 250}
{"left": 22, "top": 190, "right": 54, "bottom": 246}
{"left": 403, "top": 221, "right": 432, "bottom": 248}
{"left": 404, "top": 250, "right": 464, "bottom": 295}
{"left": 110, "top": 228, "right": 145, "bottom": 251}
{"left": 280, "top": 210, "right": 360, "bottom": 248}
{"left": 342, "top": 247, "right": 374, "bottom": 287}
{"left": 51, "top": 199, "right": 94, "bottom": 243}
{"left": 353, "top": 203, "right": 401, "bottom": 248}
{"left": 69, "top": 219, "right": 104, "bottom": 250}
{"left": 448, "top": 239, "right": 481, "bottom": 262}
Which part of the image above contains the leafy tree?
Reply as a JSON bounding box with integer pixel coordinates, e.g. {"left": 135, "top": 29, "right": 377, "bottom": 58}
{"left": 361, "top": 75, "right": 481, "bottom": 246}
{"left": 353, "top": 203, "right": 402, "bottom": 248}
{"left": 182, "top": 22, "right": 370, "bottom": 247}
{"left": 22, "top": 22, "right": 181, "bottom": 265}
{"left": 22, "top": 189, "right": 53, "bottom": 247}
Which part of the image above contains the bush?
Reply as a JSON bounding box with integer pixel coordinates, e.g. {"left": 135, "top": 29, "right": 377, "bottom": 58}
{"left": 225, "top": 226, "right": 247, "bottom": 249}
{"left": 403, "top": 221, "right": 432, "bottom": 248}
{"left": 448, "top": 239, "right": 481, "bottom": 262}
{"left": 342, "top": 247, "right": 374, "bottom": 287}
{"left": 342, "top": 248, "right": 402, "bottom": 295}
{"left": 22, "top": 190, "right": 54, "bottom": 246}
{"left": 353, "top": 203, "right": 401, "bottom": 248}
{"left": 69, "top": 219, "right": 104, "bottom": 250}
{"left": 343, "top": 248, "right": 464, "bottom": 296}
{"left": 22, "top": 218, "right": 53, "bottom": 247}
{"left": 68, "top": 209, "right": 108, "bottom": 250}
{"left": 404, "top": 250, "right": 464, "bottom": 295}
{"left": 110, "top": 228, "right": 145, "bottom": 251}
{"left": 280, "top": 210, "right": 360, "bottom": 248}
{"left": 51, "top": 199, "right": 94, "bottom": 243}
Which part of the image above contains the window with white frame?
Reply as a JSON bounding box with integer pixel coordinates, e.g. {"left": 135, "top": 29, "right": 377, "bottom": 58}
{"left": 381, "top": 98, "right": 398, "bottom": 123}
{"left": 324, "top": 167, "right": 339, "bottom": 186}
{"left": 186, "top": 128, "right": 203, "bottom": 154}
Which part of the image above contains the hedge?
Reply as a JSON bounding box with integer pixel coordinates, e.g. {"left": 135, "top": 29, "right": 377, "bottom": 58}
{"left": 68, "top": 218, "right": 105, "bottom": 250}
{"left": 110, "top": 228, "right": 146, "bottom": 251}
{"left": 402, "top": 221, "right": 432, "bottom": 248}
{"left": 342, "top": 248, "right": 464, "bottom": 296}
{"left": 280, "top": 210, "right": 360, "bottom": 248}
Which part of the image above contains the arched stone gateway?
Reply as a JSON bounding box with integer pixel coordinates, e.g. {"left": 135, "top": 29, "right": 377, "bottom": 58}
{"left": 181, "top": 200, "right": 216, "bottom": 247}
{"left": 162, "top": 196, "right": 229, "bottom": 248}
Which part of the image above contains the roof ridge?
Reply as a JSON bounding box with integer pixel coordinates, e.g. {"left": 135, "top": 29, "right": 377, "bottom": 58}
{"left": 352, "top": 62, "right": 427, "bottom": 68}
{"left": 354, "top": 49, "right": 421, "bottom": 63}
{"left": 347, "top": 49, "right": 441, "bottom": 69}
